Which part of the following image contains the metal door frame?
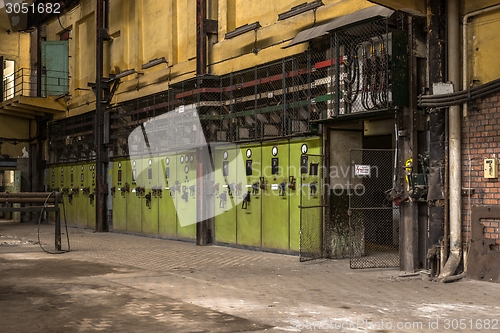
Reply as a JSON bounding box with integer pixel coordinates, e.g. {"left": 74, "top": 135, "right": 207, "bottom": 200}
{"left": 299, "top": 153, "right": 326, "bottom": 262}
{"left": 348, "top": 148, "right": 400, "bottom": 269}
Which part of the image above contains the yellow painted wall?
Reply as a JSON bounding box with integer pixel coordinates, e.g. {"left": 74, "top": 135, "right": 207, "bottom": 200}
{"left": 38, "top": 0, "right": 390, "bottom": 116}
{"left": 1, "top": 6, "right": 32, "bottom": 156}
{"left": 0, "top": 8, "right": 31, "bottom": 70}
{"left": 466, "top": 5, "right": 500, "bottom": 84}
{"left": 462, "top": 0, "right": 500, "bottom": 15}
{"left": 0, "top": 115, "right": 36, "bottom": 158}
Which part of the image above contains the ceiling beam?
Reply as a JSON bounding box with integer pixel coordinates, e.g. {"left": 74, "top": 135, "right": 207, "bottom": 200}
{"left": 0, "top": 110, "right": 36, "bottom": 119}
{"left": 3, "top": 105, "right": 45, "bottom": 117}
{"left": 11, "top": 102, "right": 63, "bottom": 115}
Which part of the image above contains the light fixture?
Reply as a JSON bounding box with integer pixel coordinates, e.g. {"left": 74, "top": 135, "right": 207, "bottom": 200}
{"left": 113, "top": 69, "right": 137, "bottom": 80}
{"left": 225, "top": 22, "right": 261, "bottom": 39}
{"left": 142, "top": 57, "right": 168, "bottom": 69}
{"left": 278, "top": 1, "right": 324, "bottom": 21}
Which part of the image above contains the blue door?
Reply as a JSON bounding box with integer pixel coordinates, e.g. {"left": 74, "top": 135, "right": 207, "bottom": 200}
{"left": 41, "top": 41, "right": 69, "bottom": 97}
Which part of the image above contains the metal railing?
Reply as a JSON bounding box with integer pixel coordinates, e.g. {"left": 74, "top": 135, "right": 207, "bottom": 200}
{"left": 2, "top": 68, "right": 37, "bottom": 100}
{"left": 2, "top": 67, "right": 69, "bottom": 101}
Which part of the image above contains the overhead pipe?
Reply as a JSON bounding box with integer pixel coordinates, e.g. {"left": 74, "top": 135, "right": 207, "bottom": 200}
{"left": 439, "top": 0, "right": 461, "bottom": 280}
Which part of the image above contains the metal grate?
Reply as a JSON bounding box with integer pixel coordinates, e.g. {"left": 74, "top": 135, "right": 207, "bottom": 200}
{"left": 348, "top": 149, "right": 399, "bottom": 269}
{"left": 299, "top": 154, "right": 325, "bottom": 262}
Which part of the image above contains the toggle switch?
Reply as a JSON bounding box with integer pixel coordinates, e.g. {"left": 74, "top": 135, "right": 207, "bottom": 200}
{"left": 219, "top": 191, "right": 227, "bottom": 208}
{"left": 135, "top": 186, "right": 145, "bottom": 196}
{"left": 228, "top": 183, "right": 235, "bottom": 197}
{"left": 120, "top": 183, "right": 130, "bottom": 196}
{"left": 310, "top": 180, "right": 318, "bottom": 196}
{"left": 181, "top": 186, "right": 189, "bottom": 202}
{"left": 288, "top": 176, "right": 296, "bottom": 191}
{"left": 236, "top": 182, "right": 242, "bottom": 196}
{"left": 278, "top": 181, "right": 287, "bottom": 196}
{"left": 259, "top": 177, "right": 267, "bottom": 191}
{"left": 252, "top": 181, "right": 260, "bottom": 195}
{"left": 242, "top": 191, "right": 251, "bottom": 209}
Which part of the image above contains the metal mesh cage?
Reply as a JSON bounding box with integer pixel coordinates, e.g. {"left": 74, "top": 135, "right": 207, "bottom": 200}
{"left": 348, "top": 149, "right": 399, "bottom": 269}
{"left": 309, "top": 18, "right": 407, "bottom": 120}
{"left": 48, "top": 112, "right": 96, "bottom": 164}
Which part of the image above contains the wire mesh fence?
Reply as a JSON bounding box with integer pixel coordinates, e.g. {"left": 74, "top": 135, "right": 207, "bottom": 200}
{"left": 348, "top": 149, "right": 399, "bottom": 269}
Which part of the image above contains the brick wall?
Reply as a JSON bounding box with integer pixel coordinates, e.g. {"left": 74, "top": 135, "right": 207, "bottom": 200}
{"left": 461, "top": 92, "right": 500, "bottom": 249}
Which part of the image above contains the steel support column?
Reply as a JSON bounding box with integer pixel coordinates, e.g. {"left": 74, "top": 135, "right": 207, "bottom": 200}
{"left": 95, "top": 0, "right": 107, "bottom": 232}
{"left": 400, "top": 15, "right": 420, "bottom": 271}
{"left": 195, "top": 0, "right": 213, "bottom": 245}
{"left": 426, "top": 0, "right": 446, "bottom": 275}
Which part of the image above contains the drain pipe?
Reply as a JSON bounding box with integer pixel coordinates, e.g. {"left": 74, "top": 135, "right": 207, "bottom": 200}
{"left": 439, "top": 0, "right": 461, "bottom": 279}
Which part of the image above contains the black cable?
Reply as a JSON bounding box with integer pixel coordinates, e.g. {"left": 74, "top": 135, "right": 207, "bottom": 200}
{"left": 37, "top": 192, "right": 71, "bottom": 254}
{"left": 420, "top": 78, "right": 500, "bottom": 101}
{"left": 418, "top": 77, "right": 500, "bottom": 107}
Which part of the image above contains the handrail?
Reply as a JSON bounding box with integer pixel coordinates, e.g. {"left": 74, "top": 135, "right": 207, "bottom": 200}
{"left": 2, "top": 67, "right": 69, "bottom": 101}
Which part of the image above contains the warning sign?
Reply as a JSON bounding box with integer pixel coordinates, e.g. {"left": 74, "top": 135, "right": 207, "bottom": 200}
{"left": 355, "top": 164, "right": 371, "bottom": 177}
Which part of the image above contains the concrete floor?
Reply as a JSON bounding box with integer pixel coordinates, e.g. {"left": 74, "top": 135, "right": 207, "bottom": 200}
{"left": 1, "top": 221, "right": 500, "bottom": 332}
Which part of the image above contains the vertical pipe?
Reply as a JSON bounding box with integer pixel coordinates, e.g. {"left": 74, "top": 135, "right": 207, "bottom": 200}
{"left": 196, "top": 0, "right": 209, "bottom": 245}
{"left": 282, "top": 59, "right": 286, "bottom": 135}
{"left": 95, "top": 0, "right": 106, "bottom": 232}
{"left": 439, "top": 0, "right": 461, "bottom": 278}
{"left": 197, "top": 0, "right": 207, "bottom": 75}
{"left": 0, "top": 55, "right": 4, "bottom": 102}
{"left": 334, "top": 33, "right": 340, "bottom": 117}
{"left": 55, "top": 192, "right": 61, "bottom": 251}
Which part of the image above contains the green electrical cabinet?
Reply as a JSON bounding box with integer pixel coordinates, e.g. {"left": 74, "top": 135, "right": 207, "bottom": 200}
{"left": 59, "top": 165, "right": 70, "bottom": 225}
{"left": 141, "top": 156, "right": 159, "bottom": 235}
{"left": 47, "top": 166, "right": 57, "bottom": 223}
{"left": 112, "top": 160, "right": 128, "bottom": 232}
{"left": 63, "top": 164, "right": 79, "bottom": 225}
{"left": 86, "top": 163, "right": 96, "bottom": 229}
{"left": 175, "top": 151, "right": 196, "bottom": 240}
{"left": 236, "top": 143, "right": 262, "bottom": 247}
{"left": 261, "top": 141, "right": 290, "bottom": 251}
{"left": 214, "top": 146, "right": 238, "bottom": 244}
{"left": 159, "top": 153, "right": 178, "bottom": 237}
{"left": 127, "top": 158, "right": 142, "bottom": 233}
{"left": 75, "top": 164, "right": 87, "bottom": 227}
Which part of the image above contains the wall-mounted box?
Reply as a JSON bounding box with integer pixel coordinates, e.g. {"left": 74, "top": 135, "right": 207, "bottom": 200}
{"left": 484, "top": 158, "right": 498, "bottom": 178}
